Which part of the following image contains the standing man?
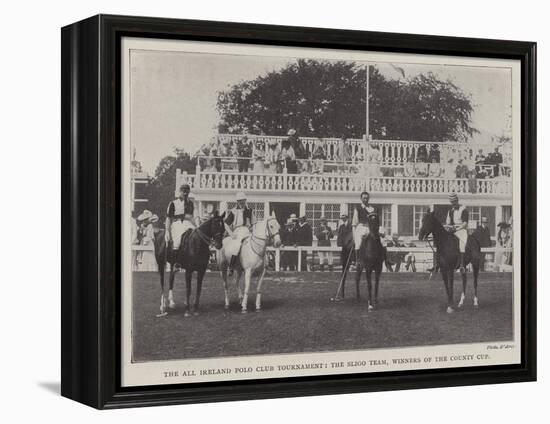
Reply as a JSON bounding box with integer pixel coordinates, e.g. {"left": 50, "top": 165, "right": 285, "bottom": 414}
{"left": 444, "top": 192, "right": 469, "bottom": 272}
{"left": 314, "top": 216, "right": 334, "bottom": 271}
{"left": 295, "top": 215, "right": 313, "bottom": 271}
{"left": 337, "top": 212, "right": 353, "bottom": 276}
{"left": 475, "top": 216, "right": 492, "bottom": 271}
{"left": 224, "top": 192, "right": 255, "bottom": 275}
{"left": 165, "top": 184, "right": 196, "bottom": 261}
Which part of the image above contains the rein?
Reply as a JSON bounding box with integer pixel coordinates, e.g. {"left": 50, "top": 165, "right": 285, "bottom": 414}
{"left": 248, "top": 218, "right": 279, "bottom": 257}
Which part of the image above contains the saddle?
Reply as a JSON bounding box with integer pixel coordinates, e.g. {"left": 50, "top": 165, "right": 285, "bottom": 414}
{"left": 168, "top": 229, "right": 194, "bottom": 266}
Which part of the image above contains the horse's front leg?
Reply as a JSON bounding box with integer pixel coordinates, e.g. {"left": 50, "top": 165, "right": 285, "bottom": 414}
{"left": 241, "top": 269, "right": 252, "bottom": 313}
{"left": 441, "top": 270, "right": 454, "bottom": 314}
{"left": 255, "top": 265, "right": 267, "bottom": 311}
{"left": 168, "top": 264, "right": 177, "bottom": 309}
{"left": 221, "top": 266, "right": 230, "bottom": 310}
{"left": 354, "top": 263, "right": 362, "bottom": 300}
{"left": 472, "top": 258, "right": 480, "bottom": 308}
{"left": 157, "top": 262, "right": 168, "bottom": 317}
{"left": 184, "top": 270, "right": 192, "bottom": 317}
{"left": 366, "top": 268, "right": 374, "bottom": 311}
{"left": 374, "top": 266, "right": 381, "bottom": 308}
{"left": 458, "top": 265, "right": 467, "bottom": 308}
{"left": 194, "top": 268, "right": 205, "bottom": 316}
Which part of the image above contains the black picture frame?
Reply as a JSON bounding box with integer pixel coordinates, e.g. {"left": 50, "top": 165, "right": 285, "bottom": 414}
{"left": 61, "top": 14, "right": 537, "bottom": 409}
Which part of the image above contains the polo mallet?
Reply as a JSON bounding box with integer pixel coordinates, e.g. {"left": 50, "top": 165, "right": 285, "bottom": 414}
{"left": 331, "top": 244, "right": 355, "bottom": 301}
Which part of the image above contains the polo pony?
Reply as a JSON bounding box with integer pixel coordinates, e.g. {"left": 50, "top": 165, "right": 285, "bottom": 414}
{"left": 418, "top": 210, "right": 481, "bottom": 313}
{"left": 153, "top": 212, "right": 225, "bottom": 317}
{"left": 217, "top": 212, "right": 281, "bottom": 313}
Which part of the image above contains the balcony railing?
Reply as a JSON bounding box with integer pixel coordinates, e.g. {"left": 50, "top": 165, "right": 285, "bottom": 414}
{"left": 212, "top": 133, "right": 512, "bottom": 166}
{"left": 177, "top": 170, "right": 512, "bottom": 196}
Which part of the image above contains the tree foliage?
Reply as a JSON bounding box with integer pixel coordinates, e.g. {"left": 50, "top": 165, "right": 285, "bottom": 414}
{"left": 217, "top": 59, "right": 477, "bottom": 141}
{"left": 145, "top": 148, "right": 197, "bottom": 218}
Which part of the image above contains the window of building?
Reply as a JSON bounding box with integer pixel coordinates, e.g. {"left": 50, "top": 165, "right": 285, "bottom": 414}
{"left": 398, "top": 205, "right": 429, "bottom": 238}
{"left": 306, "top": 203, "right": 341, "bottom": 232}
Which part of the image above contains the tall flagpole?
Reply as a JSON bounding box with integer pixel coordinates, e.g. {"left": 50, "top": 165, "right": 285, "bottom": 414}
{"left": 365, "top": 63, "right": 370, "bottom": 165}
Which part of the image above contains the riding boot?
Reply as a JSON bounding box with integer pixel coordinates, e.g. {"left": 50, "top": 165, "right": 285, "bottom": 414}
{"left": 228, "top": 255, "right": 237, "bottom": 276}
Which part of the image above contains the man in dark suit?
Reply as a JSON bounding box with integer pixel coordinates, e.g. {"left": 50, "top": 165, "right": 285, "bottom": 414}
{"left": 280, "top": 218, "right": 296, "bottom": 271}
{"left": 295, "top": 215, "right": 313, "bottom": 271}
{"left": 337, "top": 213, "right": 353, "bottom": 277}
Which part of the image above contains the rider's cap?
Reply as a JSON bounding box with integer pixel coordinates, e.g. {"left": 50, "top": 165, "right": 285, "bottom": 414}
{"left": 236, "top": 191, "right": 247, "bottom": 201}
{"left": 287, "top": 128, "right": 296, "bottom": 136}
{"left": 290, "top": 213, "right": 298, "bottom": 221}
{"left": 449, "top": 192, "right": 459, "bottom": 202}
{"left": 180, "top": 184, "right": 190, "bottom": 191}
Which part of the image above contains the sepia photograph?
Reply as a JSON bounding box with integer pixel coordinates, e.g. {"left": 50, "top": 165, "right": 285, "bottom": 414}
{"left": 121, "top": 37, "right": 520, "bottom": 387}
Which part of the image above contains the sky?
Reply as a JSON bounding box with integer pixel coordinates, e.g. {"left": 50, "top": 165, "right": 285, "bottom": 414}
{"left": 130, "top": 50, "right": 512, "bottom": 175}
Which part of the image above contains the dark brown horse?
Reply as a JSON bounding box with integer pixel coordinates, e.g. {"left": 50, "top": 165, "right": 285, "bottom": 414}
{"left": 355, "top": 213, "right": 385, "bottom": 311}
{"left": 418, "top": 210, "right": 481, "bottom": 313}
{"left": 153, "top": 212, "right": 225, "bottom": 317}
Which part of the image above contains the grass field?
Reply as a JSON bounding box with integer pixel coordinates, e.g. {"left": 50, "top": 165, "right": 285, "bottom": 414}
{"left": 132, "top": 271, "right": 513, "bottom": 362}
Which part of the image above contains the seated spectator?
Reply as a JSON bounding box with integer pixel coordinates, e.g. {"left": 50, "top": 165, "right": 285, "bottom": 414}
{"left": 468, "top": 169, "right": 477, "bottom": 193}
{"left": 337, "top": 136, "right": 351, "bottom": 173}
{"left": 311, "top": 138, "right": 326, "bottom": 174}
{"left": 428, "top": 157, "right": 441, "bottom": 177}
{"left": 428, "top": 144, "right": 440, "bottom": 163}
{"left": 404, "top": 154, "right": 415, "bottom": 177}
{"left": 455, "top": 158, "right": 469, "bottom": 178}
{"left": 415, "top": 161, "right": 428, "bottom": 177}
{"left": 417, "top": 144, "right": 428, "bottom": 162}
{"left": 475, "top": 148, "right": 486, "bottom": 164}
{"left": 266, "top": 139, "right": 283, "bottom": 173}
{"left": 252, "top": 139, "right": 266, "bottom": 173}
{"left": 368, "top": 144, "right": 382, "bottom": 176}
{"left": 444, "top": 158, "right": 455, "bottom": 179}
{"left": 287, "top": 129, "right": 306, "bottom": 173}
{"left": 314, "top": 216, "right": 334, "bottom": 271}
{"left": 236, "top": 135, "right": 252, "bottom": 173}
{"left": 281, "top": 138, "right": 297, "bottom": 174}
{"left": 487, "top": 146, "right": 503, "bottom": 177}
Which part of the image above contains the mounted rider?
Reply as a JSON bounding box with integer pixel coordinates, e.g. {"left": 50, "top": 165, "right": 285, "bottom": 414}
{"left": 164, "top": 184, "right": 197, "bottom": 260}
{"left": 352, "top": 191, "right": 387, "bottom": 259}
{"left": 224, "top": 191, "right": 256, "bottom": 275}
{"left": 445, "top": 192, "right": 469, "bottom": 272}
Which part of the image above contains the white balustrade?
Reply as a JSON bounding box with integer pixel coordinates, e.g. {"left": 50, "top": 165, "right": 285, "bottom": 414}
{"left": 177, "top": 170, "right": 511, "bottom": 196}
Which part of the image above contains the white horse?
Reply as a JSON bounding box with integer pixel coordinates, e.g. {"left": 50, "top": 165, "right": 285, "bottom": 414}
{"left": 217, "top": 213, "right": 282, "bottom": 313}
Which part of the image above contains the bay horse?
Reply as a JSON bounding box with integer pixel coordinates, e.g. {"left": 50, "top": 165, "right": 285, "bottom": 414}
{"left": 418, "top": 210, "right": 481, "bottom": 313}
{"left": 153, "top": 212, "right": 225, "bottom": 317}
{"left": 355, "top": 212, "right": 385, "bottom": 311}
{"left": 217, "top": 212, "right": 282, "bottom": 313}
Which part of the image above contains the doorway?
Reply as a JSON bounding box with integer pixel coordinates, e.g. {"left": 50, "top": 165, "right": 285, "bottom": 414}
{"left": 270, "top": 202, "right": 300, "bottom": 225}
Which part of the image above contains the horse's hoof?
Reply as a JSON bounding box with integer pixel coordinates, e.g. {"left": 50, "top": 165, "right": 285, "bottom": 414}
{"left": 224, "top": 304, "right": 230, "bottom": 310}
{"left": 255, "top": 308, "right": 261, "bottom": 313}
{"left": 169, "top": 301, "right": 176, "bottom": 309}
{"left": 473, "top": 298, "right": 479, "bottom": 308}
{"left": 368, "top": 304, "right": 374, "bottom": 311}
{"left": 193, "top": 311, "right": 200, "bottom": 316}
{"left": 241, "top": 309, "right": 248, "bottom": 314}
{"left": 446, "top": 306, "right": 455, "bottom": 314}
{"left": 184, "top": 311, "right": 191, "bottom": 317}
{"left": 156, "top": 312, "right": 168, "bottom": 318}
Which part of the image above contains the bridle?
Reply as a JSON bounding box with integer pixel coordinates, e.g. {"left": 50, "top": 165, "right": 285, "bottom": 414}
{"left": 248, "top": 217, "right": 280, "bottom": 256}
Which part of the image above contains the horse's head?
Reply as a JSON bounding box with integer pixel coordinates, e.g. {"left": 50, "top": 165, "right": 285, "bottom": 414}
{"left": 266, "top": 211, "right": 282, "bottom": 248}
{"left": 418, "top": 209, "right": 434, "bottom": 241}
{"left": 367, "top": 212, "right": 380, "bottom": 235}
{"left": 208, "top": 210, "right": 226, "bottom": 250}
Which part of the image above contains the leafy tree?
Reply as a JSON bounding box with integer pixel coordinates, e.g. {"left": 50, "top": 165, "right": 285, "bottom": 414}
{"left": 217, "top": 60, "right": 477, "bottom": 141}
{"left": 145, "top": 148, "right": 197, "bottom": 219}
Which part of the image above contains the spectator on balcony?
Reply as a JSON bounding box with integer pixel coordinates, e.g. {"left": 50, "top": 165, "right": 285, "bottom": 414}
{"left": 487, "top": 146, "right": 503, "bottom": 177}
{"left": 236, "top": 135, "right": 252, "bottom": 173}
{"left": 475, "top": 148, "right": 486, "bottom": 165}
{"left": 444, "top": 158, "right": 455, "bottom": 179}
{"left": 404, "top": 154, "right": 416, "bottom": 177}
{"left": 252, "top": 139, "right": 266, "bottom": 173}
{"left": 417, "top": 144, "right": 428, "bottom": 163}
{"left": 428, "top": 144, "right": 441, "bottom": 163}
{"left": 266, "top": 139, "right": 283, "bottom": 173}
{"left": 208, "top": 146, "right": 222, "bottom": 172}
{"left": 468, "top": 169, "right": 478, "bottom": 193}
{"left": 415, "top": 160, "right": 428, "bottom": 177}
{"left": 311, "top": 138, "right": 326, "bottom": 174}
{"left": 295, "top": 215, "right": 313, "bottom": 271}
{"left": 455, "top": 158, "right": 469, "bottom": 179}
{"left": 368, "top": 144, "right": 382, "bottom": 176}
{"left": 337, "top": 136, "right": 352, "bottom": 173}
{"left": 315, "top": 216, "right": 334, "bottom": 271}
{"left": 288, "top": 129, "right": 307, "bottom": 173}
{"left": 281, "top": 138, "right": 297, "bottom": 174}
{"left": 428, "top": 157, "right": 442, "bottom": 177}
